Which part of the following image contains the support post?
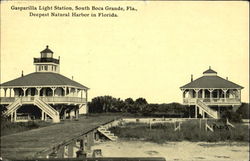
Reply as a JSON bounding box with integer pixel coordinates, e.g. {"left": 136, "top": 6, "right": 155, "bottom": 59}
{"left": 64, "top": 109, "right": 67, "bottom": 120}
{"left": 76, "top": 108, "right": 79, "bottom": 119}
{"left": 9, "top": 88, "right": 12, "bottom": 97}
{"left": 237, "top": 89, "right": 241, "bottom": 101}
{"left": 42, "top": 88, "right": 46, "bottom": 96}
{"left": 68, "top": 141, "right": 75, "bottom": 158}
{"left": 63, "top": 87, "right": 67, "bottom": 96}
{"left": 57, "top": 146, "right": 65, "bottom": 158}
{"left": 14, "top": 110, "right": 17, "bottom": 122}
{"left": 195, "top": 105, "right": 197, "bottom": 118}
{"left": 79, "top": 138, "right": 85, "bottom": 151}
{"left": 11, "top": 112, "right": 14, "bottom": 122}
{"left": 182, "top": 89, "right": 185, "bottom": 98}
{"left": 194, "top": 89, "right": 200, "bottom": 99}
{"left": 208, "top": 89, "right": 214, "bottom": 102}
{"left": 51, "top": 87, "right": 56, "bottom": 96}
{"left": 202, "top": 89, "right": 205, "bottom": 99}
{"left": 85, "top": 89, "right": 88, "bottom": 114}
{"left": 22, "top": 88, "right": 27, "bottom": 96}
{"left": 68, "top": 87, "right": 71, "bottom": 97}
{"left": 4, "top": 88, "right": 7, "bottom": 97}
{"left": 36, "top": 87, "right": 41, "bottom": 97}
{"left": 222, "top": 89, "right": 228, "bottom": 102}
{"left": 41, "top": 111, "right": 44, "bottom": 120}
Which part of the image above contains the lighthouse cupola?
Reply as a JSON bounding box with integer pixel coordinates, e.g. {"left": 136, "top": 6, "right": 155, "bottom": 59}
{"left": 41, "top": 45, "right": 53, "bottom": 58}
{"left": 34, "top": 45, "right": 60, "bottom": 73}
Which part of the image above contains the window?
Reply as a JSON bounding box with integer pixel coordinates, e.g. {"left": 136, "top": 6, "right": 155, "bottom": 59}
{"left": 55, "top": 66, "right": 57, "bottom": 71}
{"left": 45, "top": 65, "right": 48, "bottom": 71}
{"left": 41, "top": 53, "right": 47, "bottom": 58}
{"left": 41, "top": 66, "right": 43, "bottom": 70}
{"left": 39, "top": 66, "right": 41, "bottom": 71}
{"left": 52, "top": 65, "right": 54, "bottom": 71}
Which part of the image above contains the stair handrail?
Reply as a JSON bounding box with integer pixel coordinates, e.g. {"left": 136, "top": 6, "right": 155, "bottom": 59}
{"left": 197, "top": 99, "right": 218, "bottom": 118}
{"left": 34, "top": 99, "right": 55, "bottom": 117}
{"left": 34, "top": 98, "right": 59, "bottom": 117}
{"left": 37, "top": 98, "right": 58, "bottom": 115}
{"left": 4, "top": 98, "right": 21, "bottom": 116}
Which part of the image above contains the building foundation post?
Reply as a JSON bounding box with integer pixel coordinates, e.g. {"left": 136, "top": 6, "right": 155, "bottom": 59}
{"left": 57, "top": 146, "right": 65, "bottom": 158}
{"left": 68, "top": 140, "right": 75, "bottom": 158}
{"left": 195, "top": 105, "right": 197, "bottom": 118}
{"left": 41, "top": 111, "right": 44, "bottom": 121}
{"left": 14, "top": 110, "right": 17, "bottom": 122}
{"left": 64, "top": 109, "right": 67, "bottom": 120}
{"left": 10, "top": 112, "right": 13, "bottom": 122}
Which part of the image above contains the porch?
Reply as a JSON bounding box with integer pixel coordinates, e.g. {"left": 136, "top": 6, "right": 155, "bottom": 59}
{"left": 0, "top": 96, "right": 87, "bottom": 105}
{"left": 182, "top": 88, "right": 242, "bottom": 106}
{"left": 183, "top": 98, "right": 241, "bottom": 105}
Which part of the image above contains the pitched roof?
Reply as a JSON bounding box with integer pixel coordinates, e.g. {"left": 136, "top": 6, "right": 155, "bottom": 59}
{"left": 203, "top": 68, "right": 217, "bottom": 74}
{"left": 0, "top": 72, "right": 88, "bottom": 89}
{"left": 180, "top": 75, "right": 243, "bottom": 89}
{"left": 40, "top": 45, "right": 53, "bottom": 54}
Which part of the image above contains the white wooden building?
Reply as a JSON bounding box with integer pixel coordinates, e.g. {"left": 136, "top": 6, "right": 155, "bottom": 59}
{"left": 180, "top": 67, "right": 243, "bottom": 119}
{"left": 0, "top": 46, "right": 89, "bottom": 123}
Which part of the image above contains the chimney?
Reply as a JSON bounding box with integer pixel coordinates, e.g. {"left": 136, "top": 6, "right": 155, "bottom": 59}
{"left": 72, "top": 76, "right": 74, "bottom": 80}
{"left": 21, "top": 70, "right": 24, "bottom": 77}
{"left": 191, "top": 74, "right": 193, "bottom": 82}
{"left": 226, "top": 77, "right": 228, "bottom": 80}
{"left": 209, "top": 66, "right": 211, "bottom": 69}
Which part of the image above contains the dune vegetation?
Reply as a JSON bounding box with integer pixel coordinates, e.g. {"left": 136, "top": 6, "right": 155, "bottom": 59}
{"left": 109, "top": 119, "right": 249, "bottom": 143}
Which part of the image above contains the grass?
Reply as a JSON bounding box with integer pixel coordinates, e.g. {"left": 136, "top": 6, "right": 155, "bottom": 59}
{"left": 1, "top": 120, "right": 53, "bottom": 136}
{"left": 0, "top": 113, "right": 122, "bottom": 137}
{"left": 109, "top": 120, "right": 249, "bottom": 143}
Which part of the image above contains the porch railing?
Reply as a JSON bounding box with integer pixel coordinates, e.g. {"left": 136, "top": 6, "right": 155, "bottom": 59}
{"left": 183, "top": 98, "right": 241, "bottom": 105}
{"left": 0, "top": 96, "right": 86, "bottom": 104}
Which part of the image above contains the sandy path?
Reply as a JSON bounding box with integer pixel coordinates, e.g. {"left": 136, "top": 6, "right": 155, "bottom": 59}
{"left": 92, "top": 140, "right": 249, "bottom": 161}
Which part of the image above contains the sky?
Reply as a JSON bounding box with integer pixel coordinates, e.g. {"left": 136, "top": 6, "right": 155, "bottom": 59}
{"left": 1, "top": 1, "right": 249, "bottom": 103}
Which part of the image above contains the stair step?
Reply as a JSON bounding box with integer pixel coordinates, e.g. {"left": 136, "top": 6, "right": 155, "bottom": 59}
{"left": 98, "top": 128, "right": 107, "bottom": 130}
{"left": 98, "top": 128, "right": 117, "bottom": 141}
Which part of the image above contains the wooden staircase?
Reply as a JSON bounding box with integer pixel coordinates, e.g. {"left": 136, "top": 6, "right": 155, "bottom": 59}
{"left": 196, "top": 99, "right": 219, "bottom": 119}
{"left": 4, "top": 98, "right": 22, "bottom": 116}
{"left": 97, "top": 126, "right": 118, "bottom": 141}
{"left": 34, "top": 98, "right": 60, "bottom": 123}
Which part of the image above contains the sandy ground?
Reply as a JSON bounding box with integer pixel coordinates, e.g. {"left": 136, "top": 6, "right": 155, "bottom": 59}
{"left": 92, "top": 140, "right": 249, "bottom": 161}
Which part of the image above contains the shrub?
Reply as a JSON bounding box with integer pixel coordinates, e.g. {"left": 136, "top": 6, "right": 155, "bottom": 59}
{"left": 221, "top": 110, "right": 242, "bottom": 123}
{"left": 109, "top": 120, "right": 249, "bottom": 143}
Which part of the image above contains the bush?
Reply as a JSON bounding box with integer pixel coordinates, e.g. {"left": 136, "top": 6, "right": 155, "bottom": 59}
{"left": 236, "top": 103, "right": 250, "bottom": 119}
{"left": 221, "top": 110, "right": 242, "bottom": 123}
{"left": 109, "top": 120, "right": 249, "bottom": 143}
